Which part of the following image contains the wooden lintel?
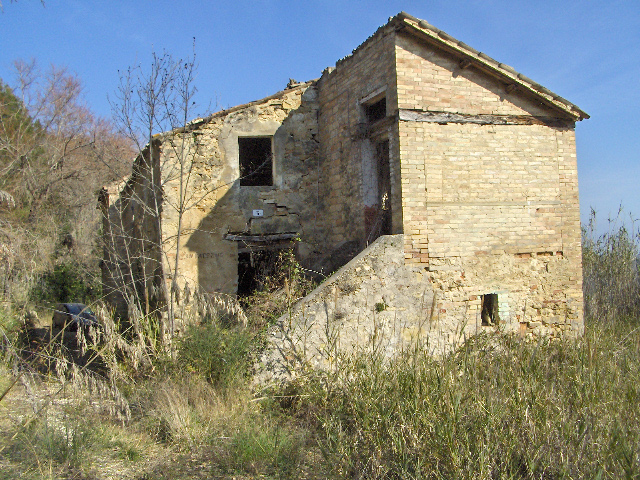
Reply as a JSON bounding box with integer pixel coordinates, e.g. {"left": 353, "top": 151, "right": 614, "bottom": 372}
{"left": 238, "top": 243, "right": 293, "bottom": 253}
{"left": 224, "top": 233, "right": 298, "bottom": 243}
{"left": 398, "top": 109, "right": 572, "bottom": 128}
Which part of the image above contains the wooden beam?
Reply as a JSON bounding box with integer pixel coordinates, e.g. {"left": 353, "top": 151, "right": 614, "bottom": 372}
{"left": 398, "top": 109, "right": 572, "bottom": 128}
{"left": 224, "top": 233, "right": 298, "bottom": 243}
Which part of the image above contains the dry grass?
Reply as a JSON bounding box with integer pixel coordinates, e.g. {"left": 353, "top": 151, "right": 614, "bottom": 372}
{"left": 298, "top": 319, "right": 640, "bottom": 479}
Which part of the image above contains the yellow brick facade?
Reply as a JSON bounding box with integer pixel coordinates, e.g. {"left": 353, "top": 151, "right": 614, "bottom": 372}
{"left": 395, "top": 30, "right": 584, "bottom": 334}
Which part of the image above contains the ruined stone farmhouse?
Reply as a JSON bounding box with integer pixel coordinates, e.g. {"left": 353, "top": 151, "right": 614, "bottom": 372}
{"left": 100, "top": 12, "right": 588, "bottom": 362}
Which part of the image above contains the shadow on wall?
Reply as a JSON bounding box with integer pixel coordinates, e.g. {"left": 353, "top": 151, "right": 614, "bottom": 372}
{"left": 183, "top": 87, "right": 327, "bottom": 297}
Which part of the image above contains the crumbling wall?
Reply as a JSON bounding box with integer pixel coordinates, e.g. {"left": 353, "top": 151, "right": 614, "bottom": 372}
{"left": 100, "top": 140, "right": 166, "bottom": 319}
{"left": 394, "top": 31, "right": 583, "bottom": 334}
{"left": 99, "top": 183, "right": 131, "bottom": 319}
{"left": 256, "top": 235, "right": 443, "bottom": 384}
{"left": 156, "top": 83, "right": 321, "bottom": 296}
{"left": 257, "top": 235, "right": 583, "bottom": 385}
{"left": 102, "top": 82, "right": 323, "bottom": 322}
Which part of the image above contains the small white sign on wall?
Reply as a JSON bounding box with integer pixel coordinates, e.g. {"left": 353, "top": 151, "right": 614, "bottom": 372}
{"left": 252, "top": 209, "right": 264, "bottom": 217}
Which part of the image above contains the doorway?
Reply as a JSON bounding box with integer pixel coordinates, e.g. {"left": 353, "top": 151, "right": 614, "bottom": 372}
{"left": 366, "top": 139, "right": 392, "bottom": 243}
{"left": 237, "top": 250, "right": 279, "bottom": 297}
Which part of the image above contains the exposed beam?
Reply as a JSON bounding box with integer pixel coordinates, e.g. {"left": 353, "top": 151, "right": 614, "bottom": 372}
{"left": 224, "top": 233, "right": 299, "bottom": 243}
{"left": 398, "top": 109, "right": 572, "bottom": 128}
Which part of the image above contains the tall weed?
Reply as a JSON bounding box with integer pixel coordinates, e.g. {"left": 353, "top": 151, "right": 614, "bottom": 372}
{"left": 582, "top": 208, "right": 640, "bottom": 323}
{"left": 303, "top": 322, "right": 640, "bottom": 479}
{"left": 141, "top": 375, "right": 312, "bottom": 476}
{"left": 177, "top": 321, "right": 254, "bottom": 389}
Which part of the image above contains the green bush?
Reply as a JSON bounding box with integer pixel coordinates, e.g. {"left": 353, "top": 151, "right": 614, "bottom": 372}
{"left": 177, "top": 322, "right": 254, "bottom": 388}
{"left": 30, "top": 261, "right": 101, "bottom": 305}
{"left": 221, "top": 415, "right": 308, "bottom": 476}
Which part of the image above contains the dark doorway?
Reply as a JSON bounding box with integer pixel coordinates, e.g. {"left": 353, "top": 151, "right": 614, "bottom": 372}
{"left": 481, "top": 294, "right": 499, "bottom": 326}
{"left": 377, "top": 140, "right": 392, "bottom": 236}
{"left": 366, "top": 140, "right": 392, "bottom": 243}
{"left": 237, "top": 249, "right": 279, "bottom": 297}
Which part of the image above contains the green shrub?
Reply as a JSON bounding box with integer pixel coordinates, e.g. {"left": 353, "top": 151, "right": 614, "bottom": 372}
{"left": 221, "top": 416, "right": 308, "bottom": 476}
{"left": 31, "top": 261, "right": 101, "bottom": 305}
{"left": 177, "top": 322, "right": 254, "bottom": 388}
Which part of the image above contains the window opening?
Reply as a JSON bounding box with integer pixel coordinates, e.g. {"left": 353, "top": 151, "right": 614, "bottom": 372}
{"left": 365, "top": 98, "right": 386, "bottom": 123}
{"left": 481, "top": 294, "right": 499, "bottom": 326}
{"left": 239, "top": 137, "right": 273, "bottom": 186}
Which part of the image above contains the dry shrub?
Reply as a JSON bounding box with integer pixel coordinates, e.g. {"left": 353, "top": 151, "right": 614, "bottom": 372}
{"left": 242, "top": 249, "right": 318, "bottom": 327}
{"left": 302, "top": 323, "right": 640, "bottom": 479}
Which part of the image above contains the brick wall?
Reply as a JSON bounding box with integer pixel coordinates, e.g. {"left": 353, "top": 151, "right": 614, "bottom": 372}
{"left": 395, "top": 31, "right": 584, "bottom": 334}
{"left": 316, "top": 24, "right": 401, "bottom": 253}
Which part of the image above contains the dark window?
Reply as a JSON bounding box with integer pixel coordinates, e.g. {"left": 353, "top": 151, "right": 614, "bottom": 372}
{"left": 239, "top": 137, "right": 272, "bottom": 186}
{"left": 481, "top": 294, "right": 499, "bottom": 326}
{"left": 365, "top": 98, "right": 386, "bottom": 123}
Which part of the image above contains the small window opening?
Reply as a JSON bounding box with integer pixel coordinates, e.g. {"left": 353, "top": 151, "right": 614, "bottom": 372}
{"left": 481, "top": 294, "right": 499, "bottom": 326}
{"left": 365, "top": 98, "right": 386, "bottom": 123}
{"left": 239, "top": 137, "right": 273, "bottom": 186}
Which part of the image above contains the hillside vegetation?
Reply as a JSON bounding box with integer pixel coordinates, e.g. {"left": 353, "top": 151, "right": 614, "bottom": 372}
{"left": 0, "top": 61, "right": 132, "bottom": 312}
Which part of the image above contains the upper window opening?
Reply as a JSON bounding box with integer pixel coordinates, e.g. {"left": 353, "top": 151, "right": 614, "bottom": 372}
{"left": 239, "top": 137, "right": 273, "bottom": 186}
{"left": 365, "top": 98, "right": 386, "bottom": 123}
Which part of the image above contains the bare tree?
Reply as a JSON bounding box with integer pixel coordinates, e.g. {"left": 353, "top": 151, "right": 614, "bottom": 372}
{"left": 0, "top": 1, "right": 45, "bottom": 12}
{"left": 0, "top": 60, "right": 132, "bottom": 306}
{"left": 107, "top": 49, "right": 212, "bottom": 349}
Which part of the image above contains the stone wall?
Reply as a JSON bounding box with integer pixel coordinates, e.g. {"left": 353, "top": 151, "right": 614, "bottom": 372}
{"left": 256, "top": 235, "right": 438, "bottom": 384}
{"left": 157, "top": 83, "right": 321, "bottom": 295}
{"left": 256, "top": 233, "right": 583, "bottom": 385}
{"left": 99, "top": 141, "right": 166, "bottom": 319}
{"left": 103, "top": 83, "right": 323, "bottom": 318}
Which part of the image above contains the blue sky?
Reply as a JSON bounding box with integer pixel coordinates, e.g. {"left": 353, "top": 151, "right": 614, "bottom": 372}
{"left": 1, "top": 0, "right": 638, "bottom": 232}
